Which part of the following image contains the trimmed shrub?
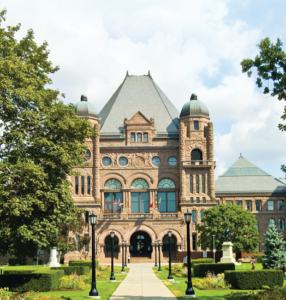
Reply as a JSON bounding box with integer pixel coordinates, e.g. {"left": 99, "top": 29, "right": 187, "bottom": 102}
{"left": 253, "top": 254, "right": 264, "bottom": 264}
{"left": 4, "top": 270, "right": 34, "bottom": 274}
{"left": 225, "top": 270, "right": 283, "bottom": 290}
{"left": 8, "top": 257, "right": 27, "bottom": 266}
{"left": 51, "top": 266, "right": 89, "bottom": 275}
{"left": 194, "top": 263, "right": 235, "bottom": 277}
{"left": 184, "top": 258, "right": 214, "bottom": 268}
{"left": 0, "top": 269, "right": 64, "bottom": 292}
{"left": 69, "top": 260, "right": 98, "bottom": 269}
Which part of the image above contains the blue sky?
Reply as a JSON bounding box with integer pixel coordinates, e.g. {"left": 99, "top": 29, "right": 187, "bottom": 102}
{"left": 2, "top": 0, "right": 286, "bottom": 179}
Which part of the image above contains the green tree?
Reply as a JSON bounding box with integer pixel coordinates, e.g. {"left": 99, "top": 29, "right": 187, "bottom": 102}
{"left": 0, "top": 10, "right": 95, "bottom": 259}
{"left": 196, "top": 204, "right": 261, "bottom": 253}
{"left": 262, "top": 223, "right": 286, "bottom": 269}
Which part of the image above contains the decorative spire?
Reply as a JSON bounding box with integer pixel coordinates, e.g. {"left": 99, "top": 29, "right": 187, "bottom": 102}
{"left": 81, "top": 95, "right": 87, "bottom": 101}
{"left": 148, "top": 70, "right": 151, "bottom": 76}
{"left": 126, "top": 70, "right": 129, "bottom": 76}
{"left": 240, "top": 153, "right": 243, "bottom": 158}
{"left": 190, "top": 93, "right": 197, "bottom": 100}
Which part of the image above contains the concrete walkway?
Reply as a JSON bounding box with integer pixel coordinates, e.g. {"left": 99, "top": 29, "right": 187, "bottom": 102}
{"left": 110, "top": 263, "right": 177, "bottom": 300}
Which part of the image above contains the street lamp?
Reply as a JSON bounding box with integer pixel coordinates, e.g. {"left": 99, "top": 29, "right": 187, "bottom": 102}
{"left": 154, "top": 240, "right": 158, "bottom": 267}
{"left": 121, "top": 240, "right": 125, "bottom": 273}
{"left": 110, "top": 231, "right": 116, "bottom": 281}
{"left": 124, "top": 241, "right": 127, "bottom": 267}
{"left": 168, "top": 230, "right": 173, "bottom": 281}
{"left": 158, "top": 240, "right": 162, "bottom": 272}
{"left": 184, "top": 210, "right": 195, "bottom": 298}
{"left": 89, "top": 213, "right": 99, "bottom": 298}
{"left": 212, "top": 235, "right": 216, "bottom": 264}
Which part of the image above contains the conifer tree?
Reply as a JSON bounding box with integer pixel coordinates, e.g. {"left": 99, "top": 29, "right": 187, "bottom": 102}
{"left": 262, "top": 223, "right": 286, "bottom": 269}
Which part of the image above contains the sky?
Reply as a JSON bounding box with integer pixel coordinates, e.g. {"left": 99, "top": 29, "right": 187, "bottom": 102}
{"left": 2, "top": 0, "right": 286, "bottom": 179}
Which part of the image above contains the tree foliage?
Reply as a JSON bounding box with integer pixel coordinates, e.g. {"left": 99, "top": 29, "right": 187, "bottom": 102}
{"left": 196, "top": 204, "right": 261, "bottom": 253}
{"left": 0, "top": 10, "right": 95, "bottom": 259}
{"left": 262, "top": 223, "right": 286, "bottom": 269}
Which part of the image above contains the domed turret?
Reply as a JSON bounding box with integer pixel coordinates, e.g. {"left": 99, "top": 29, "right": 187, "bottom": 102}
{"left": 74, "top": 95, "right": 98, "bottom": 119}
{"left": 180, "top": 93, "right": 209, "bottom": 118}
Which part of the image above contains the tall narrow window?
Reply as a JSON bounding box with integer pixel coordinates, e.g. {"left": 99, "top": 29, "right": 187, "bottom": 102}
{"left": 255, "top": 200, "right": 261, "bottom": 211}
{"left": 131, "top": 133, "right": 135, "bottom": 143}
{"left": 202, "top": 175, "right": 205, "bottom": 193}
{"left": 196, "top": 175, "right": 199, "bottom": 193}
{"left": 85, "top": 211, "right": 89, "bottom": 223}
{"left": 190, "top": 197, "right": 193, "bottom": 203}
{"left": 137, "top": 133, "right": 142, "bottom": 142}
{"left": 268, "top": 200, "right": 274, "bottom": 211}
{"left": 278, "top": 219, "right": 285, "bottom": 231}
{"left": 216, "top": 200, "right": 219, "bottom": 206}
{"left": 75, "top": 176, "right": 79, "bottom": 195}
{"left": 196, "top": 197, "right": 200, "bottom": 203}
{"left": 144, "top": 133, "right": 148, "bottom": 142}
{"left": 194, "top": 121, "right": 199, "bottom": 130}
{"left": 278, "top": 200, "right": 284, "bottom": 211}
{"left": 87, "top": 176, "right": 90, "bottom": 194}
{"left": 85, "top": 243, "right": 89, "bottom": 252}
{"left": 200, "top": 211, "right": 204, "bottom": 221}
{"left": 81, "top": 176, "right": 85, "bottom": 194}
{"left": 202, "top": 197, "right": 206, "bottom": 203}
{"left": 190, "top": 176, "right": 193, "bottom": 193}
{"left": 246, "top": 200, "right": 252, "bottom": 211}
{"left": 255, "top": 222, "right": 259, "bottom": 230}
{"left": 192, "top": 234, "right": 197, "bottom": 250}
{"left": 192, "top": 210, "right": 196, "bottom": 222}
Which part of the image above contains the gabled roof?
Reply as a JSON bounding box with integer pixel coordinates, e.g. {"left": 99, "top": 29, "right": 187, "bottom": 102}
{"left": 98, "top": 73, "right": 180, "bottom": 135}
{"left": 215, "top": 154, "right": 286, "bottom": 195}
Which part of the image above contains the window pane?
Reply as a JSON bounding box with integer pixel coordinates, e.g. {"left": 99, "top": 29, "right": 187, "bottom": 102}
{"left": 85, "top": 244, "right": 89, "bottom": 251}
{"left": 203, "top": 197, "right": 206, "bottom": 203}
{"left": 268, "top": 200, "right": 274, "bottom": 211}
{"left": 137, "top": 133, "right": 142, "bottom": 142}
{"left": 192, "top": 210, "right": 196, "bottom": 222}
{"left": 190, "top": 176, "right": 193, "bottom": 193}
{"left": 269, "top": 219, "right": 275, "bottom": 226}
{"left": 168, "top": 157, "right": 177, "bottom": 166}
{"left": 255, "top": 222, "right": 258, "bottom": 230}
{"left": 75, "top": 176, "right": 78, "bottom": 195}
{"left": 87, "top": 176, "right": 90, "bottom": 194}
{"left": 194, "top": 121, "right": 199, "bottom": 130}
{"left": 196, "top": 197, "right": 200, "bottom": 203}
{"left": 104, "top": 193, "right": 112, "bottom": 212}
{"left": 81, "top": 176, "right": 85, "bottom": 194}
{"left": 167, "top": 192, "right": 176, "bottom": 212}
{"left": 216, "top": 200, "right": 219, "bottom": 206}
{"left": 236, "top": 201, "right": 242, "bottom": 206}
{"left": 279, "top": 219, "right": 285, "bottom": 231}
{"left": 278, "top": 200, "right": 284, "bottom": 211}
{"left": 255, "top": 201, "right": 261, "bottom": 211}
{"left": 113, "top": 193, "right": 123, "bottom": 212}
{"left": 202, "top": 175, "right": 205, "bottom": 193}
{"left": 192, "top": 234, "right": 197, "bottom": 250}
{"left": 196, "top": 175, "right": 199, "bottom": 193}
{"left": 190, "top": 197, "right": 193, "bottom": 203}
{"left": 131, "top": 193, "right": 140, "bottom": 213}
{"left": 226, "top": 201, "right": 233, "bottom": 205}
{"left": 144, "top": 133, "right": 148, "bottom": 142}
{"left": 152, "top": 157, "right": 161, "bottom": 166}
{"left": 246, "top": 201, "right": 252, "bottom": 211}
{"left": 102, "top": 157, "right": 111, "bottom": 166}
{"left": 200, "top": 211, "right": 204, "bottom": 221}
{"left": 158, "top": 192, "right": 166, "bottom": 212}
{"left": 131, "top": 133, "right": 135, "bottom": 142}
{"left": 141, "top": 193, "right": 149, "bottom": 213}
{"left": 119, "top": 157, "right": 128, "bottom": 166}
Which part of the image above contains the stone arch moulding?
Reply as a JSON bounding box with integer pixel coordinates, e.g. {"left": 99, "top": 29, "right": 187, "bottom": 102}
{"left": 158, "top": 228, "right": 182, "bottom": 245}
{"left": 100, "top": 172, "right": 127, "bottom": 188}
{"left": 124, "top": 224, "right": 157, "bottom": 244}
{"left": 186, "top": 144, "right": 206, "bottom": 159}
{"left": 98, "top": 229, "right": 123, "bottom": 245}
{"left": 158, "top": 172, "right": 180, "bottom": 188}
{"left": 127, "top": 172, "right": 154, "bottom": 186}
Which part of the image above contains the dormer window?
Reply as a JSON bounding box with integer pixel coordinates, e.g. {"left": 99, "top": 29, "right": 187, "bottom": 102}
{"left": 137, "top": 133, "right": 142, "bottom": 142}
{"left": 131, "top": 133, "right": 135, "bottom": 142}
{"left": 144, "top": 133, "right": 148, "bottom": 142}
{"left": 194, "top": 121, "right": 199, "bottom": 130}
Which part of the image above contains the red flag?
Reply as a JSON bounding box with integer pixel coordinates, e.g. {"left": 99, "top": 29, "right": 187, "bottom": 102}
{"left": 113, "top": 201, "right": 120, "bottom": 205}
{"left": 149, "top": 201, "right": 154, "bottom": 208}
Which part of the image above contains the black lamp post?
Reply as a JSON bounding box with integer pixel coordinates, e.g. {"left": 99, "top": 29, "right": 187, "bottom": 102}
{"left": 158, "top": 240, "right": 162, "bottom": 272}
{"left": 154, "top": 240, "right": 158, "bottom": 267}
{"left": 184, "top": 210, "right": 195, "bottom": 298}
{"left": 168, "top": 230, "right": 173, "bottom": 280}
{"left": 121, "top": 240, "right": 125, "bottom": 273}
{"left": 124, "top": 241, "right": 127, "bottom": 267}
{"left": 110, "top": 231, "right": 116, "bottom": 281}
{"left": 89, "top": 213, "right": 99, "bottom": 298}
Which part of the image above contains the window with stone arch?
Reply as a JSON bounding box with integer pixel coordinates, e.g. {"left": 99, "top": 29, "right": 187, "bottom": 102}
{"left": 278, "top": 218, "right": 285, "bottom": 231}
{"left": 158, "top": 179, "right": 176, "bottom": 213}
{"left": 131, "top": 179, "right": 149, "bottom": 213}
{"left": 131, "top": 179, "right": 149, "bottom": 189}
{"left": 191, "top": 149, "right": 202, "bottom": 161}
{"left": 104, "top": 179, "right": 123, "bottom": 213}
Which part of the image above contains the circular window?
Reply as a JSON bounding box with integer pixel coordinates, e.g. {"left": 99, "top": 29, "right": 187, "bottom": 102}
{"left": 102, "top": 157, "right": 111, "bottom": 166}
{"left": 83, "top": 149, "right": 91, "bottom": 162}
{"left": 152, "top": 156, "right": 161, "bottom": 166}
{"left": 119, "top": 157, "right": 128, "bottom": 166}
{"left": 168, "top": 157, "right": 177, "bottom": 166}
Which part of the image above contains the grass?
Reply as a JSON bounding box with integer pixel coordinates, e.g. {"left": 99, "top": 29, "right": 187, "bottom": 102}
{"left": 153, "top": 263, "right": 264, "bottom": 300}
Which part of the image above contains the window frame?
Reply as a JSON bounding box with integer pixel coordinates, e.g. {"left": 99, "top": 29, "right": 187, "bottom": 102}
{"left": 119, "top": 157, "right": 128, "bottom": 166}
{"left": 152, "top": 156, "right": 161, "bottom": 166}
{"left": 255, "top": 200, "right": 261, "bottom": 211}
{"left": 278, "top": 218, "right": 285, "bottom": 231}
{"left": 268, "top": 200, "right": 274, "bottom": 211}
{"left": 278, "top": 200, "right": 284, "bottom": 211}
{"left": 131, "top": 133, "right": 135, "bottom": 143}
{"left": 194, "top": 121, "right": 199, "bottom": 130}
{"left": 131, "top": 192, "right": 149, "bottom": 213}
{"left": 196, "top": 175, "right": 199, "bottom": 193}
{"left": 157, "top": 191, "right": 176, "bottom": 213}
{"left": 75, "top": 176, "right": 79, "bottom": 195}
{"left": 190, "top": 175, "right": 193, "bottom": 193}
{"left": 104, "top": 192, "right": 123, "bottom": 213}
{"left": 102, "top": 157, "right": 111, "bottom": 166}
{"left": 87, "top": 176, "right": 91, "bottom": 194}
{"left": 236, "top": 200, "right": 242, "bottom": 206}
{"left": 144, "top": 133, "right": 148, "bottom": 142}
{"left": 246, "top": 200, "right": 252, "bottom": 211}
{"left": 81, "top": 176, "right": 85, "bottom": 194}
{"left": 137, "top": 133, "right": 142, "bottom": 142}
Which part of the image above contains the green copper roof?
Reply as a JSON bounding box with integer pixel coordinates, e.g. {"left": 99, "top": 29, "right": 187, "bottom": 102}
{"left": 180, "top": 93, "right": 209, "bottom": 118}
{"left": 215, "top": 154, "right": 286, "bottom": 194}
{"left": 74, "top": 95, "right": 98, "bottom": 118}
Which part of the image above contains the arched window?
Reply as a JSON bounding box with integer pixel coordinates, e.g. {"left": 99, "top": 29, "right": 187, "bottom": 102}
{"left": 158, "top": 179, "right": 176, "bottom": 212}
{"left": 278, "top": 219, "right": 285, "bottom": 231}
{"left": 105, "top": 179, "right": 122, "bottom": 189}
{"left": 269, "top": 219, "right": 275, "bottom": 226}
{"left": 104, "top": 179, "right": 123, "bottom": 213}
{"left": 191, "top": 149, "right": 202, "bottom": 161}
{"left": 81, "top": 176, "right": 85, "bottom": 194}
{"left": 131, "top": 179, "right": 149, "bottom": 189}
{"left": 202, "top": 175, "right": 205, "bottom": 193}
{"left": 75, "top": 176, "right": 79, "bottom": 195}
{"left": 105, "top": 235, "right": 119, "bottom": 252}
{"left": 87, "top": 176, "right": 91, "bottom": 194}
{"left": 192, "top": 210, "right": 196, "bottom": 223}
{"left": 200, "top": 210, "right": 204, "bottom": 222}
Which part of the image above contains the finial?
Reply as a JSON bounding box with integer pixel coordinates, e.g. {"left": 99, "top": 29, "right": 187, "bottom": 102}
{"left": 81, "top": 95, "right": 87, "bottom": 101}
{"left": 190, "top": 93, "right": 197, "bottom": 100}
{"left": 148, "top": 70, "right": 151, "bottom": 76}
{"left": 126, "top": 70, "right": 129, "bottom": 76}
{"left": 240, "top": 153, "right": 243, "bottom": 158}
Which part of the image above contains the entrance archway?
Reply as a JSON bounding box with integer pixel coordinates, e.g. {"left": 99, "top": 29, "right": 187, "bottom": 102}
{"left": 130, "top": 231, "right": 152, "bottom": 257}
{"left": 162, "top": 234, "right": 177, "bottom": 257}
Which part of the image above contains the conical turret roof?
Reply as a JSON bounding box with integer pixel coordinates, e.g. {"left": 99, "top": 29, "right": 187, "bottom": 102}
{"left": 98, "top": 73, "right": 179, "bottom": 134}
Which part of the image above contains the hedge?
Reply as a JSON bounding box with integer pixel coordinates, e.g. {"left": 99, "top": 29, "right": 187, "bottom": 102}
{"left": 225, "top": 270, "right": 284, "bottom": 290}
{"left": 8, "top": 257, "right": 27, "bottom": 266}
{"left": 69, "top": 260, "right": 98, "bottom": 269}
{"left": 51, "top": 266, "right": 89, "bottom": 275}
{"left": 183, "top": 258, "right": 214, "bottom": 268}
{"left": 194, "top": 263, "right": 235, "bottom": 277}
{"left": 253, "top": 255, "right": 264, "bottom": 264}
{"left": 4, "top": 270, "right": 34, "bottom": 275}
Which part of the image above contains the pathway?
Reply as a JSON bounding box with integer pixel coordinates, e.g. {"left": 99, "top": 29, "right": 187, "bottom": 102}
{"left": 110, "top": 263, "right": 177, "bottom": 300}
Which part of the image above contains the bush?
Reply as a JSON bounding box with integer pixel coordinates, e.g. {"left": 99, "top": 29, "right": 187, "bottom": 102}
{"left": 253, "top": 255, "right": 264, "bottom": 264}
{"left": 184, "top": 258, "right": 214, "bottom": 268}
{"left": 51, "top": 266, "right": 89, "bottom": 275}
{"left": 224, "top": 270, "right": 283, "bottom": 290}
{"left": 225, "top": 286, "right": 286, "bottom": 299}
{"left": 8, "top": 257, "right": 27, "bottom": 266}
{"left": 59, "top": 273, "right": 89, "bottom": 290}
{"left": 4, "top": 270, "right": 34, "bottom": 274}
{"left": 192, "top": 271, "right": 231, "bottom": 290}
{"left": 194, "top": 263, "right": 235, "bottom": 277}
{"left": 69, "top": 260, "right": 98, "bottom": 269}
{"left": 0, "top": 269, "right": 64, "bottom": 292}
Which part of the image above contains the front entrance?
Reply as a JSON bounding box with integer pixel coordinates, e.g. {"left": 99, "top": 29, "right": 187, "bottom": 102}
{"left": 130, "top": 231, "right": 152, "bottom": 257}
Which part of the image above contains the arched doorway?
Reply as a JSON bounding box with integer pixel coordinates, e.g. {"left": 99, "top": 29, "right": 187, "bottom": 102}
{"left": 162, "top": 234, "right": 177, "bottom": 258}
{"left": 130, "top": 231, "right": 152, "bottom": 257}
{"left": 105, "top": 235, "right": 119, "bottom": 258}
